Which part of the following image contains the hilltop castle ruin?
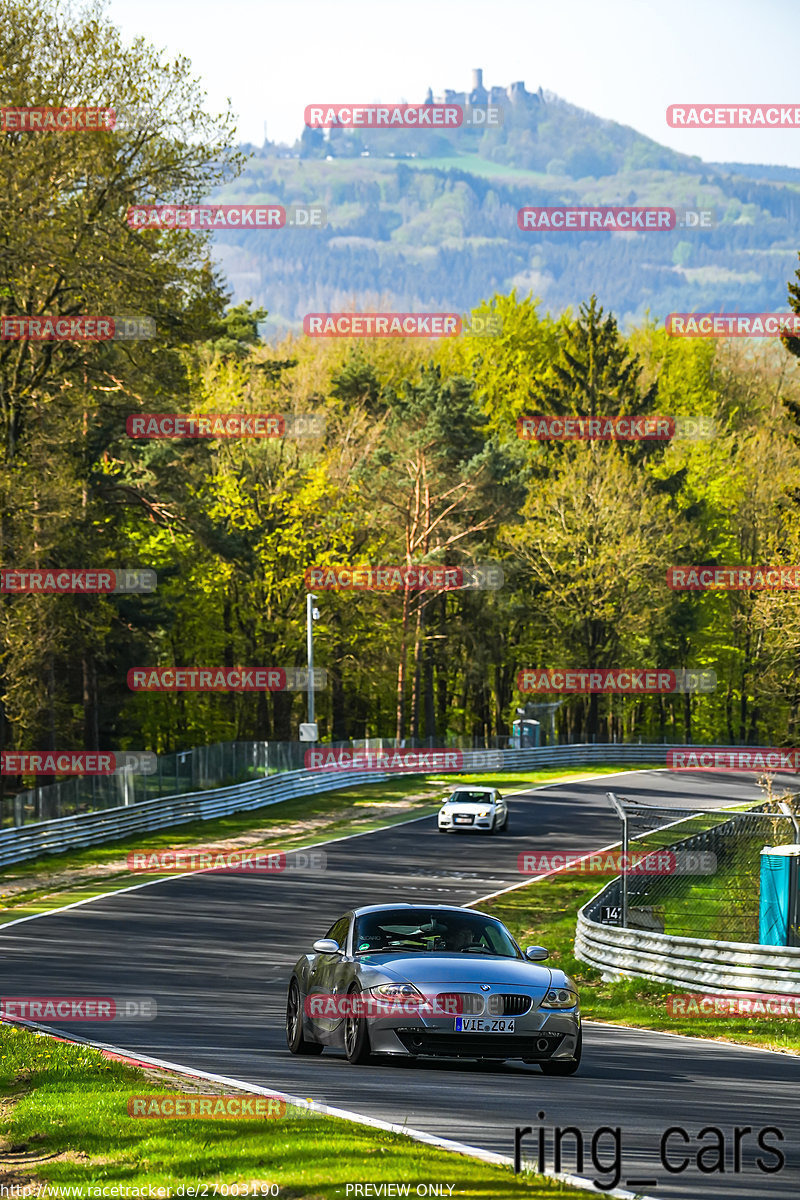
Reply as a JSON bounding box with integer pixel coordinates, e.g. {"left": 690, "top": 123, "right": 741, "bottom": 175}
{"left": 425, "top": 69, "right": 544, "bottom": 110}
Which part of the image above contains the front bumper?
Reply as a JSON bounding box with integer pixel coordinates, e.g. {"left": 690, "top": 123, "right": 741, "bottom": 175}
{"left": 438, "top": 814, "right": 494, "bottom": 830}
{"left": 365, "top": 1011, "right": 580, "bottom": 1060}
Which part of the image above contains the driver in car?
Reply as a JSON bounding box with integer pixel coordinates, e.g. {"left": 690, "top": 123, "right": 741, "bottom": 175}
{"left": 445, "top": 926, "right": 477, "bottom": 951}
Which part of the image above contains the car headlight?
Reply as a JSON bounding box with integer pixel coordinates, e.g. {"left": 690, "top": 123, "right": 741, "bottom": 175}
{"left": 368, "top": 983, "right": 423, "bottom": 999}
{"left": 540, "top": 987, "right": 579, "bottom": 1010}
{"left": 477, "top": 810, "right": 489, "bottom": 817}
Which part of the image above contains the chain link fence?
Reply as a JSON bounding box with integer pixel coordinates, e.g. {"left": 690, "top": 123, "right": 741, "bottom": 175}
{"left": 1, "top": 736, "right": 467, "bottom": 826}
{"left": 586, "top": 787, "right": 800, "bottom": 943}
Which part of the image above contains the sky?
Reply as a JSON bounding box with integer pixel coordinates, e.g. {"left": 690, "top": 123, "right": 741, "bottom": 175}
{"left": 103, "top": 0, "right": 800, "bottom": 168}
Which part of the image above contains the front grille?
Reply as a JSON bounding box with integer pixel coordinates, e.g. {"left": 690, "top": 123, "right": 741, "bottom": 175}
{"left": 436, "top": 992, "right": 484, "bottom": 1015}
{"left": 396, "top": 1029, "right": 565, "bottom": 1059}
{"left": 487, "top": 993, "right": 533, "bottom": 1016}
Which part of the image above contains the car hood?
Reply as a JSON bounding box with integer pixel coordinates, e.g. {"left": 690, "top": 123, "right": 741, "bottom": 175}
{"left": 356, "top": 952, "right": 552, "bottom": 989}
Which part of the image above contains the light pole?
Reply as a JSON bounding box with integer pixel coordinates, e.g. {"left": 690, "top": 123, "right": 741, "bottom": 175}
{"left": 306, "top": 593, "right": 320, "bottom": 731}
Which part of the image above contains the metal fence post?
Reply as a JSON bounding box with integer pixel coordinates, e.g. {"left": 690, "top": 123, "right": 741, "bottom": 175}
{"left": 607, "top": 792, "right": 628, "bottom": 928}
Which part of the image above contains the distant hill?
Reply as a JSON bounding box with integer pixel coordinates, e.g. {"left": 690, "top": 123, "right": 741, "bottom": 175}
{"left": 208, "top": 73, "right": 800, "bottom": 334}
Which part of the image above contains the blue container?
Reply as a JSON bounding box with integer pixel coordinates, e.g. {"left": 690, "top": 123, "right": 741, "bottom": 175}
{"left": 511, "top": 719, "right": 540, "bottom": 748}
{"left": 759, "top": 846, "right": 800, "bottom": 946}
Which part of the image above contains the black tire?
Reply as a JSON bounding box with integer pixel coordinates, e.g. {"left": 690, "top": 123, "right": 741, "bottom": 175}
{"left": 488, "top": 815, "right": 497, "bottom": 835}
{"left": 502, "top": 812, "right": 509, "bottom": 831}
{"left": 286, "top": 978, "right": 324, "bottom": 1055}
{"left": 343, "top": 984, "right": 372, "bottom": 1064}
{"left": 438, "top": 823, "right": 448, "bottom": 833}
{"left": 539, "top": 1028, "right": 582, "bottom": 1075}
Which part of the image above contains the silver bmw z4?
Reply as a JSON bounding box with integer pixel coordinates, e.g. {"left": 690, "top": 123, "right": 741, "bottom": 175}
{"left": 285, "top": 902, "right": 581, "bottom": 1073}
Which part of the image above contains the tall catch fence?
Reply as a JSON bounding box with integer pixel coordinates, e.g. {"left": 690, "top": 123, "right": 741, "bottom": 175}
{"left": 4, "top": 741, "right": 283, "bottom": 825}
{"left": 2, "top": 737, "right": 475, "bottom": 826}
{"left": 585, "top": 795, "right": 800, "bottom": 944}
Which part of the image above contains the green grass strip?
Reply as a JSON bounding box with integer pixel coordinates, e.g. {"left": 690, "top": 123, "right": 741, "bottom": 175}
{"left": 482, "top": 874, "right": 800, "bottom": 1054}
{"left": 0, "top": 1024, "right": 590, "bottom": 1198}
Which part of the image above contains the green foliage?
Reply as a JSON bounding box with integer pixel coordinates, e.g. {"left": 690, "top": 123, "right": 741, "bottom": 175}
{"left": 3, "top": 1, "right": 800, "bottom": 770}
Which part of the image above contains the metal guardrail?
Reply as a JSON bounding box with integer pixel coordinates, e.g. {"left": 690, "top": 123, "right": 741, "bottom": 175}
{"left": 479, "top": 743, "right": 667, "bottom": 771}
{"left": 0, "top": 766, "right": 389, "bottom": 869}
{"left": 0, "top": 742, "right": 669, "bottom": 867}
{"left": 575, "top": 794, "right": 800, "bottom": 994}
{"left": 575, "top": 911, "right": 800, "bottom": 995}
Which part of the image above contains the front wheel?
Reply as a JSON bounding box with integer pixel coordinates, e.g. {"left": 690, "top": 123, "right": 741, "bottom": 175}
{"left": 539, "top": 1029, "right": 582, "bottom": 1076}
{"left": 286, "top": 979, "right": 324, "bottom": 1055}
{"left": 343, "top": 985, "right": 372, "bottom": 1064}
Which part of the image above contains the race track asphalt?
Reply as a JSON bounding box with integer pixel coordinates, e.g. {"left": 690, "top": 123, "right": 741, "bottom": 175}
{"left": 3, "top": 767, "right": 799, "bottom": 1198}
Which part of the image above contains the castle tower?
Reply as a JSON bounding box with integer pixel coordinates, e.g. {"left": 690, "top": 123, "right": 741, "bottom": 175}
{"left": 469, "top": 67, "right": 488, "bottom": 106}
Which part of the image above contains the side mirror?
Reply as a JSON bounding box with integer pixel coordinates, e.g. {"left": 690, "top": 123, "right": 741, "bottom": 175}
{"left": 312, "top": 938, "right": 341, "bottom": 954}
{"left": 525, "top": 945, "right": 549, "bottom": 961}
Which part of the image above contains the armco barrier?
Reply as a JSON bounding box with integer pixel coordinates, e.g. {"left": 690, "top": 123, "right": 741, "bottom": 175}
{"left": 574, "top": 909, "right": 800, "bottom": 995}
{"left": 574, "top": 798, "right": 800, "bottom": 994}
{"left": 0, "top": 767, "right": 387, "bottom": 869}
{"left": 0, "top": 742, "right": 668, "bottom": 867}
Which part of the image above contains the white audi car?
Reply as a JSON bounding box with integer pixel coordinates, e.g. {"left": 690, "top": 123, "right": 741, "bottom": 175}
{"left": 438, "top": 786, "right": 508, "bottom": 834}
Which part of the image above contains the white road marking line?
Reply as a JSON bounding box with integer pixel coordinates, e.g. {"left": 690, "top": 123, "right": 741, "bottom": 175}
{"left": 1, "top": 1012, "right": 658, "bottom": 1200}
{"left": 0, "top": 767, "right": 650, "bottom": 933}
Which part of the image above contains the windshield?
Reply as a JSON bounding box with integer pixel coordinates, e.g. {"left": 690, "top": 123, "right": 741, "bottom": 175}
{"left": 353, "top": 908, "right": 521, "bottom": 958}
{"left": 446, "top": 791, "right": 494, "bottom": 804}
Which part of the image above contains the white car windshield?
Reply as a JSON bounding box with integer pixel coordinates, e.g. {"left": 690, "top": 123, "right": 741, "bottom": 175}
{"left": 353, "top": 909, "right": 521, "bottom": 957}
{"left": 446, "top": 791, "right": 494, "bottom": 804}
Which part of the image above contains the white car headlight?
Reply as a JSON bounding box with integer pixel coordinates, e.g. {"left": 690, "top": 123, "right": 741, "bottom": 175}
{"left": 477, "top": 809, "right": 489, "bottom": 817}
{"left": 368, "top": 983, "right": 423, "bottom": 999}
{"left": 540, "top": 987, "right": 579, "bottom": 1010}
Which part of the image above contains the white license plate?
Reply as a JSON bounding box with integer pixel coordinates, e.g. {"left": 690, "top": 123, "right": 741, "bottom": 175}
{"left": 455, "top": 1017, "right": 515, "bottom": 1033}
{"left": 454, "top": 816, "right": 473, "bottom": 824}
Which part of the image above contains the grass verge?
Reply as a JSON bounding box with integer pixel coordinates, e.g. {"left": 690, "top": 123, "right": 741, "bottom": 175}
{"left": 0, "top": 1023, "right": 590, "bottom": 1199}
{"left": 482, "top": 873, "right": 800, "bottom": 1055}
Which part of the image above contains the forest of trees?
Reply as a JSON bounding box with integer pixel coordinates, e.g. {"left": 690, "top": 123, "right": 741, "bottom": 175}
{"left": 4, "top": 0, "right": 800, "bottom": 789}
{"left": 215, "top": 149, "right": 800, "bottom": 329}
